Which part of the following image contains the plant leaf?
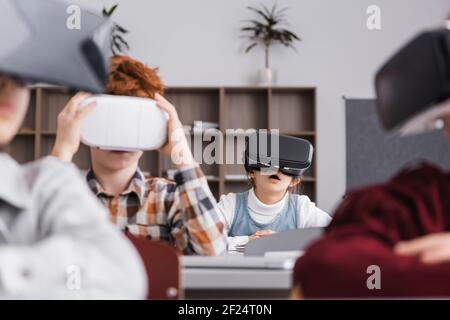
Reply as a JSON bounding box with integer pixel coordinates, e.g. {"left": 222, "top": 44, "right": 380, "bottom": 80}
{"left": 113, "top": 37, "right": 124, "bottom": 52}
{"left": 107, "top": 4, "right": 119, "bottom": 16}
{"left": 115, "top": 24, "right": 129, "bottom": 34}
{"left": 115, "top": 35, "right": 130, "bottom": 49}
{"left": 274, "top": 6, "right": 289, "bottom": 20}
{"left": 281, "top": 29, "right": 301, "bottom": 41}
{"left": 241, "top": 3, "right": 300, "bottom": 53}
{"left": 245, "top": 42, "right": 258, "bottom": 53}
{"left": 241, "top": 26, "right": 259, "bottom": 31}
{"left": 247, "top": 6, "right": 272, "bottom": 24}
{"left": 269, "top": 3, "right": 276, "bottom": 18}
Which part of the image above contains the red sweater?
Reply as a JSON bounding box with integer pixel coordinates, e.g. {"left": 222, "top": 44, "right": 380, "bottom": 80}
{"left": 294, "top": 163, "right": 450, "bottom": 298}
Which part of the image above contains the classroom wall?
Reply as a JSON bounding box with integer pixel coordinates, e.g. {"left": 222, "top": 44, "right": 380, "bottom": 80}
{"left": 72, "top": 0, "right": 450, "bottom": 213}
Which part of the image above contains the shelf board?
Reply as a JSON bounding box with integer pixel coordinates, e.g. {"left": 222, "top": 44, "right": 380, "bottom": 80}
{"left": 165, "top": 86, "right": 316, "bottom": 91}
{"left": 222, "top": 129, "right": 257, "bottom": 137}
{"left": 28, "top": 84, "right": 69, "bottom": 92}
{"left": 188, "top": 128, "right": 221, "bottom": 136}
{"left": 220, "top": 130, "right": 315, "bottom": 137}
{"left": 281, "top": 131, "right": 316, "bottom": 137}
{"left": 224, "top": 174, "right": 247, "bottom": 182}
{"left": 271, "top": 87, "right": 316, "bottom": 93}
{"left": 224, "top": 175, "right": 316, "bottom": 183}
{"left": 151, "top": 174, "right": 219, "bottom": 182}
{"left": 41, "top": 131, "right": 57, "bottom": 135}
{"left": 17, "top": 128, "right": 35, "bottom": 135}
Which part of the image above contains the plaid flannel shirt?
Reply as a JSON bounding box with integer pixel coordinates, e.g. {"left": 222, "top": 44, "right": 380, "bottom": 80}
{"left": 86, "top": 165, "right": 227, "bottom": 256}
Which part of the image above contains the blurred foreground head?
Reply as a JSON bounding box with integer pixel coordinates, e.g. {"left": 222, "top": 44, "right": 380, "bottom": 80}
{"left": 0, "top": 0, "right": 111, "bottom": 146}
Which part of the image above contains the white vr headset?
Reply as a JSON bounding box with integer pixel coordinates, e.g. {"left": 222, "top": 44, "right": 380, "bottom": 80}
{"left": 80, "top": 95, "right": 168, "bottom": 151}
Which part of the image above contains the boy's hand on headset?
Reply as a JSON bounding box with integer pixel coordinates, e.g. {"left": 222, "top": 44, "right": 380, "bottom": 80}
{"left": 51, "top": 92, "right": 96, "bottom": 162}
{"left": 155, "top": 93, "right": 195, "bottom": 169}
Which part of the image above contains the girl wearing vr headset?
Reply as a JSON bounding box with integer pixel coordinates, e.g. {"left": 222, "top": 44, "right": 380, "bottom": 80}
{"left": 218, "top": 133, "right": 331, "bottom": 251}
{"left": 51, "top": 55, "right": 227, "bottom": 256}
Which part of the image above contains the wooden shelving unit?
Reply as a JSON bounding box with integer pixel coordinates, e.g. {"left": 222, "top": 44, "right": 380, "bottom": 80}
{"left": 6, "top": 86, "right": 317, "bottom": 201}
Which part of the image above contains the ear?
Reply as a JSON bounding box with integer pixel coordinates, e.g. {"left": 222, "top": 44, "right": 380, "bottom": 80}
{"left": 290, "top": 177, "right": 301, "bottom": 187}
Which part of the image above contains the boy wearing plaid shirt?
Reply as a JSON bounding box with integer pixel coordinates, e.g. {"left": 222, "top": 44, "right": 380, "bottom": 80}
{"left": 51, "top": 56, "right": 227, "bottom": 256}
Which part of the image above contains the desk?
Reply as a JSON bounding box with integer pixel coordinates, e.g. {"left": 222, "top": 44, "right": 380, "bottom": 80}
{"left": 181, "top": 254, "right": 296, "bottom": 299}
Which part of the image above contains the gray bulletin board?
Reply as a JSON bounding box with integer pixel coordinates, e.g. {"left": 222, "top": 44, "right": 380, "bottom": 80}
{"left": 345, "top": 99, "right": 450, "bottom": 192}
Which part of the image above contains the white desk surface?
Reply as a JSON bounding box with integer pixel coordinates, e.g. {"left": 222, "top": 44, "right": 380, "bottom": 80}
{"left": 181, "top": 268, "right": 292, "bottom": 290}
{"left": 181, "top": 253, "right": 299, "bottom": 290}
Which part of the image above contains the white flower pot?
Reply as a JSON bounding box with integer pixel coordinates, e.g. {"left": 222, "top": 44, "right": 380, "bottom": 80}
{"left": 258, "top": 68, "right": 277, "bottom": 86}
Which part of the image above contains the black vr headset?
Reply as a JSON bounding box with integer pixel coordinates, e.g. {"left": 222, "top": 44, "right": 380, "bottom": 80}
{"left": 0, "top": 0, "right": 111, "bottom": 92}
{"left": 244, "top": 131, "right": 313, "bottom": 177}
{"left": 375, "top": 28, "right": 450, "bottom": 134}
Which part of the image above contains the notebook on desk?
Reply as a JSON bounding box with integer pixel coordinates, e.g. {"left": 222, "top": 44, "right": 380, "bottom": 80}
{"left": 244, "top": 227, "right": 324, "bottom": 256}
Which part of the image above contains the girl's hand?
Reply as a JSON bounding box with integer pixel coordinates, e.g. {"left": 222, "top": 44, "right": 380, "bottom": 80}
{"left": 154, "top": 93, "right": 195, "bottom": 169}
{"left": 249, "top": 230, "right": 276, "bottom": 241}
{"left": 289, "top": 285, "right": 304, "bottom": 300}
{"left": 51, "top": 92, "right": 96, "bottom": 162}
{"left": 255, "top": 230, "right": 276, "bottom": 237}
{"left": 394, "top": 233, "right": 450, "bottom": 265}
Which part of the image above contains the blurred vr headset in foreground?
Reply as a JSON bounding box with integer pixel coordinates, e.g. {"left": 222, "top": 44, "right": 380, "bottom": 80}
{"left": 375, "top": 27, "right": 450, "bottom": 135}
{"left": 0, "top": 0, "right": 111, "bottom": 92}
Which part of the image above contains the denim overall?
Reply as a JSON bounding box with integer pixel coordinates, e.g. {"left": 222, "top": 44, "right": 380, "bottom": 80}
{"left": 228, "top": 191, "right": 298, "bottom": 236}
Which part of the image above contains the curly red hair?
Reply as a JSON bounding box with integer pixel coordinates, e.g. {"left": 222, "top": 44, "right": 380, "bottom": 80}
{"left": 106, "top": 55, "right": 164, "bottom": 98}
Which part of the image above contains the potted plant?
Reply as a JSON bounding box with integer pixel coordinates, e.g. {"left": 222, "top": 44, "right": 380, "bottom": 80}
{"left": 103, "top": 4, "right": 130, "bottom": 55}
{"left": 241, "top": 3, "right": 301, "bottom": 85}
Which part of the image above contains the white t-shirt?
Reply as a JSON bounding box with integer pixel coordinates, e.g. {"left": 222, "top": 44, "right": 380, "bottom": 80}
{"left": 217, "top": 188, "right": 332, "bottom": 251}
